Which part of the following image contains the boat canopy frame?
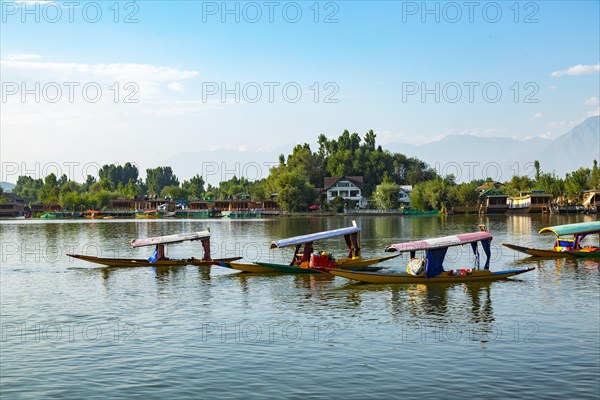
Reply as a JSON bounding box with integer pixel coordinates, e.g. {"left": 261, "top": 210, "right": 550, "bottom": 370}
{"left": 539, "top": 221, "right": 600, "bottom": 251}
{"left": 538, "top": 221, "right": 600, "bottom": 237}
{"left": 269, "top": 221, "right": 361, "bottom": 266}
{"left": 385, "top": 231, "right": 493, "bottom": 278}
{"left": 131, "top": 229, "right": 212, "bottom": 262}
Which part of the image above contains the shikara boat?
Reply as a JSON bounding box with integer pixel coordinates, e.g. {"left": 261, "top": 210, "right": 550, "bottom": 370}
{"left": 228, "top": 221, "right": 399, "bottom": 273}
{"left": 135, "top": 209, "right": 159, "bottom": 219}
{"left": 502, "top": 221, "right": 600, "bottom": 258}
{"left": 67, "top": 230, "right": 241, "bottom": 267}
{"left": 326, "top": 229, "right": 535, "bottom": 284}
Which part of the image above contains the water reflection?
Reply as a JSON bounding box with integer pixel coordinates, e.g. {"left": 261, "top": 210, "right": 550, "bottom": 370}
{"left": 342, "top": 281, "right": 496, "bottom": 331}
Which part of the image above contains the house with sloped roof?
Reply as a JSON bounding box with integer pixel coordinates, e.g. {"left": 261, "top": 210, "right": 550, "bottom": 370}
{"left": 0, "top": 192, "right": 25, "bottom": 217}
{"left": 323, "top": 176, "right": 368, "bottom": 208}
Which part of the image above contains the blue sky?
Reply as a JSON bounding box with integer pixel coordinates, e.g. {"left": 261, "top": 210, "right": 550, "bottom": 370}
{"left": 1, "top": 0, "right": 599, "bottom": 182}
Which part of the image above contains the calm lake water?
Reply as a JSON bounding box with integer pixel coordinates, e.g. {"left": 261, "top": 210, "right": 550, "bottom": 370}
{"left": 1, "top": 215, "right": 599, "bottom": 399}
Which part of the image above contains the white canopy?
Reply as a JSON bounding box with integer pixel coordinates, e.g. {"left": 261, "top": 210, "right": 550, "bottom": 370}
{"left": 270, "top": 221, "right": 359, "bottom": 249}
{"left": 131, "top": 230, "right": 211, "bottom": 248}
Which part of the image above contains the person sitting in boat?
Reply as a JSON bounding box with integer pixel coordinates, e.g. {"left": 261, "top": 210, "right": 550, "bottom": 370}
{"left": 406, "top": 257, "right": 425, "bottom": 276}
{"left": 148, "top": 244, "right": 169, "bottom": 263}
{"left": 554, "top": 238, "right": 575, "bottom": 252}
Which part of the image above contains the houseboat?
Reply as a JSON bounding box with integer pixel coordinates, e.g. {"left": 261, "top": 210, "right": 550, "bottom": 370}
{"left": 481, "top": 194, "right": 509, "bottom": 214}
{"left": 507, "top": 191, "right": 553, "bottom": 213}
{"left": 0, "top": 193, "right": 25, "bottom": 218}
{"left": 582, "top": 190, "right": 600, "bottom": 213}
{"left": 222, "top": 199, "right": 262, "bottom": 218}
{"left": 176, "top": 200, "right": 218, "bottom": 218}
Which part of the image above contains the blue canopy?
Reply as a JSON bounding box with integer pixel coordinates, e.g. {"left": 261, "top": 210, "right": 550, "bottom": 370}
{"left": 539, "top": 221, "right": 600, "bottom": 237}
{"left": 425, "top": 248, "right": 447, "bottom": 278}
{"left": 424, "top": 238, "right": 492, "bottom": 277}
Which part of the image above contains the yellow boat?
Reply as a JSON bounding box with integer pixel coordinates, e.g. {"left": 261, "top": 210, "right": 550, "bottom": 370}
{"left": 325, "top": 228, "right": 535, "bottom": 284}
{"left": 227, "top": 261, "right": 305, "bottom": 273}
{"left": 328, "top": 267, "right": 535, "bottom": 284}
{"left": 502, "top": 221, "right": 600, "bottom": 258}
{"left": 135, "top": 209, "right": 159, "bottom": 219}
{"left": 67, "top": 229, "right": 241, "bottom": 267}
{"left": 68, "top": 254, "right": 242, "bottom": 268}
{"left": 225, "top": 221, "right": 399, "bottom": 273}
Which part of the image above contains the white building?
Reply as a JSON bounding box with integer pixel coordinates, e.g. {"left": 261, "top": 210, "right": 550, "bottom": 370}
{"left": 399, "top": 185, "right": 413, "bottom": 205}
{"left": 323, "top": 176, "right": 368, "bottom": 209}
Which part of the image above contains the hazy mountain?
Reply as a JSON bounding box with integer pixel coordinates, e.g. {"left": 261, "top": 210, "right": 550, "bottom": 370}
{"left": 387, "top": 116, "right": 599, "bottom": 182}
{"left": 0, "top": 182, "right": 16, "bottom": 192}
{"left": 164, "top": 117, "right": 599, "bottom": 184}
{"left": 162, "top": 146, "right": 291, "bottom": 185}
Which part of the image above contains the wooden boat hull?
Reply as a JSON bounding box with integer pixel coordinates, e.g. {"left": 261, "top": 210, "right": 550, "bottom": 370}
{"left": 565, "top": 249, "right": 600, "bottom": 258}
{"left": 327, "top": 267, "right": 536, "bottom": 284}
{"left": 226, "top": 255, "right": 397, "bottom": 274}
{"left": 67, "top": 254, "right": 242, "bottom": 267}
{"left": 502, "top": 243, "right": 600, "bottom": 258}
{"left": 234, "top": 261, "right": 316, "bottom": 274}
{"left": 334, "top": 253, "right": 399, "bottom": 268}
{"left": 225, "top": 262, "right": 290, "bottom": 273}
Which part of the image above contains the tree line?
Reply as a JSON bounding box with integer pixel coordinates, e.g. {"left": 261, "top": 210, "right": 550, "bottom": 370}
{"left": 408, "top": 160, "right": 600, "bottom": 211}
{"left": 6, "top": 131, "right": 600, "bottom": 212}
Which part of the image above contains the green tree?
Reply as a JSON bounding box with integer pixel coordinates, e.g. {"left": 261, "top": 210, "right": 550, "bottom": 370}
{"left": 146, "top": 167, "right": 179, "bottom": 195}
{"left": 161, "top": 185, "right": 189, "bottom": 200}
{"left": 59, "top": 180, "right": 82, "bottom": 208}
{"left": 330, "top": 196, "right": 346, "bottom": 213}
{"left": 286, "top": 143, "right": 324, "bottom": 188}
{"left": 373, "top": 176, "right": 400, "bottom": 209}
{"left": 409, "top": 184, "right": 428, "bottom": 211}
{"left": 565, "top": 168, "right": 590, "bottom": 195}
{"left": 82, "top": 175, "right": 97, "bottom": 192}
{"left": 535, "top": 173, "right": 565, "bottom": 197}
{"left": 534, "top": 160, "right": 541, "bottom": 181}
{"left": 12, "top": 176, "right": 43, "bottom": 204}
{"left": 590, "top": 160, "right": 600, "bottom": 189}
{"left": 249, "top": 179, "right": 268, "bottom": 201}
{"left": 448, "top": 182, "right": 478, "bottom": 206}
{"left": 89, "top": 190, "right": 113, "bottom": 210}
{"left": 61, "top": 191, "right": 88, "bottom": 211}
{"left": 504, "top": 175, "right": 534, "bottom": 196}
{"left": 363, "top": 129, "right": 376, "bottom": 151}
{"left": 40, "top": 173, "right": 60, "bottom": 202}
{"left": 182, "top": 174, "right": 205, "bottom": 200}
{"left": 273, "top": 171, "right": 315, "bottom": 212}
{"left": 99, "top": 163, "right": 139, "bottom": 190}
{"left": 411, "top": 178, "right": 449, "bottom": 210}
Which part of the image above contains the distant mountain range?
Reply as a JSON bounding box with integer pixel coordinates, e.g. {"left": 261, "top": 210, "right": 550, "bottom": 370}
{"left": 386, "top": 116, "right": 599, "bottom": 182}
{"left": 166, "top": 116, "right": 599, "bottom": 184}
{"left": 5, "top": 119, "right": 596, "bottom": 188}
{"left": 163, "top": 147, "right": 288, "bottom": 186}
{"left": 0, "top": 182, "right": 16, "bottom": 192}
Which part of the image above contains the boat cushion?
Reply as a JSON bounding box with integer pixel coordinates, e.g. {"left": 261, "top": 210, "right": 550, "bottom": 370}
{"left": 407, "top": 258, "right": 425, "bottom": 276}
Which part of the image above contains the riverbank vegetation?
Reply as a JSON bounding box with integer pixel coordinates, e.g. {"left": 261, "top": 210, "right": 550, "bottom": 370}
{"left": 7, "top": 131, "right": 600, "bottom": 212}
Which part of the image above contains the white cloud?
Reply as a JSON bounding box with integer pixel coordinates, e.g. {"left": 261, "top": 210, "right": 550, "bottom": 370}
{"left": 1, "top": 58, "right": 202, "bottom": 108}
{"left": 545, "top": 120, "right": 573, "bottom": 128}
{"left": 588, "top": 108, "right": 600, "bottom": 117}
{"left": 167, "top": 82, "right": 186, "bottom": 92}
{"left": 539, "top": 131, "right": 555, "bottom": 140}
{"left": 454, "top": 127, "right": 510, "bottom": 138}
{"left": 584, "top": 96, "right": 599, "bottom": 105}
{"left": 5, "top": 54, "right": 42, "bottom": 60}
{"left": 531, "top": 112, "right": 543, "bottom": 120}
{"left": 551, "top": 63, "right": 600, "bottom": 77}
{"left": 0, "top": 59, "right": 199, "bottom": 82}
